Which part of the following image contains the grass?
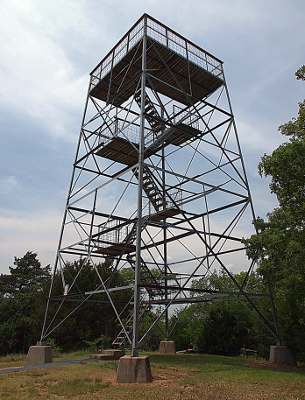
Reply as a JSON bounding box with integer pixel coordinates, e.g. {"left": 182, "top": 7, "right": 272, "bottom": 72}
{"left": 0, "top": 351, "right": 305, "bottom": 399}
{"left": 0, "top": 350, "right": 90, "bottom": 369}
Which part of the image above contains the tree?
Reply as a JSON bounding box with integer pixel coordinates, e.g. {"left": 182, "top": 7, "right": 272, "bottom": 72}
{"left": 0, "top": 251, "right": 51, "bottom": 296}
{"left": 0, "top": 252, "right": 51, "bottom": 354}
{"left": 243, "top": 66, "right": 305, "bottom": 361}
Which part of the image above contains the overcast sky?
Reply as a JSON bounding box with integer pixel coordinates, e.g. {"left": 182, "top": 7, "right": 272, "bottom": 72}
{"left": 0, "top": 0, "right": 304, "bottom": 273}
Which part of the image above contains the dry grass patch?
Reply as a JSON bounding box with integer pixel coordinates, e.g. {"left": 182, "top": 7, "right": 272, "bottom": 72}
{"left": 0, "top": 353, "right": 26, "bottom": 369}
{"left": 0, "top": 353, "right": 305, "bottom": 399}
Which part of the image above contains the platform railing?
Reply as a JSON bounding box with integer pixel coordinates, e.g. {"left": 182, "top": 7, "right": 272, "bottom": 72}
{"left": 90, "top": 14, "right": 224, "bottom": 90}
{"left": 96, "top": 106, "right": 200, "bottom": 151}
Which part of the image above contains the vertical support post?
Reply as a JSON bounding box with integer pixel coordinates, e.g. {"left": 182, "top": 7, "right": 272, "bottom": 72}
{"left": 164, "top": 222, "right": 169, "bottom": 340}
{"left": 132, "top": 17, "right": 147, "bottom": 358}
{"left": 162, "top": 146, "right": 169, "bottom": 340}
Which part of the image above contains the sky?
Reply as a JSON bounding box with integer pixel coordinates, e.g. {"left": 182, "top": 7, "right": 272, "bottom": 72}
{"left": 0, "top": 0, "right": 304, "bottom": 273}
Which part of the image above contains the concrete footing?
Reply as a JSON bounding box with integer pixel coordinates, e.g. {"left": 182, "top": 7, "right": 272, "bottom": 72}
{"left": 25, "top": 346, "right": 53, "bottom": 367}
{"left": 116, "top": 355, "right": 153, "bottom": 383}
{"left": 269, "top": 345, "right": 297, "bottom": 366}
{"left": 159, "top": 340, "right": 176, "bottom": 354}
{"left": 90, "top": 349, "right": 125, "bottom": 360}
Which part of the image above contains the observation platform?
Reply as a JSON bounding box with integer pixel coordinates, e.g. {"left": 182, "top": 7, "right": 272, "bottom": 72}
{"left": 148, "top": 207, "right": 180, "bottom": 221}
{"left": 95, "top": 243, "right": 136, "bottom": 256}
{"left": 95, "top": 207, "right": 181, "bottom": 256}
{"left": 89, "top": 14, "right": 224, "bottom": 107}
{"left": 164, "top": 123, "right": 203, "bottom": 146}
{"left": 96, "top": 137, "right": 141, "bottom": 165}
{"left": 95, "top": 122, "right": 203, "bottom": 165}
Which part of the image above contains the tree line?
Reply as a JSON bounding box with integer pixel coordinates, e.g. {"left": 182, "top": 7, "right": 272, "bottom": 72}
{"left": 0, "top": 253, "right": 271, "bottom": 357}
{"left": 0, "top": 66, "right": 304, "bottom": 360}
{"left": 0, "top": 253, "right": 134, "bottom": 355}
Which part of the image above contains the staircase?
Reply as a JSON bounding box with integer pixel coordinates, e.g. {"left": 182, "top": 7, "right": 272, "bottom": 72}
{"left": 134, "top": 90, "right": 203, "bottom": 150}
{"left": 112, "top": 253, "right": 165, "bottom": 348}
{"left": 110, "top": 223, "right": 165, "bottom": 348}
{"left": 112, "top": 298, "right": 150, "bottom": 348}
{"left": 127, "top": 254, "right": 165, "bottom": 298}
{"left": 122, "top": 223, "right": 137, "bottom": 246}
{"left": 134, "top": 166, "right": 165, "bottom": 213}
{"left": 134, "top": 89, "right": 165, "bottom": 133}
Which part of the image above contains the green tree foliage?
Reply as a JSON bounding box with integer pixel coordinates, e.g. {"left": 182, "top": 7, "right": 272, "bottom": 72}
{"left": 295, "top": 65, "right": 305, "bottom": 81}
{"left": 0, "top": 251, "right": 51, "bottom": 296}
{"left": 137, "top": 307, "right": 165, "bottom": 351}
{"left": 243, "top": 66, "right": 305, "bottom": 361}
{"left": 0, "top": 253, "right": 134, "bottom": 355}
{"left": 170, "top": 271, "right": 273, "bottom": 357}
{"left": 46, "top": 258, "right": 133, "bottom": 352}
{"left": 0, "top": 252, "right": 51, "bottom": 354}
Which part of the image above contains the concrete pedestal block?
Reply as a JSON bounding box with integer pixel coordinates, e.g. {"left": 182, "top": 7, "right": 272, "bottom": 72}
{"left": 90, "top": 354, "right": 116, "bottom": 360}
{"left": 159, "top": 340, "right": 176, "bottom": 354}
{"left": 25, "top": 346, "right": 53, "bottom": 367}
{"left": 269, "top": 346, "right": 297, "bottom": 366}
{"left": 103, "top": 349, "right": 125, "bottom": 359}
{"left": 116, "top": 356, "right": 153, "bottom": 383}
{"left": 90, "top": 349, "right": 125, "bottom": 360}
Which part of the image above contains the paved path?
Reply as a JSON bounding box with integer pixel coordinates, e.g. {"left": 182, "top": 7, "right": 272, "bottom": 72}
{"left": 0, "top": 358, "right": 99, "bottom": 375}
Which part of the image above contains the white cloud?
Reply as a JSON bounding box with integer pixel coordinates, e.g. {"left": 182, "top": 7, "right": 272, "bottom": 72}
{"left": 0, "top": 212, "right": 62, "bottom": 273}
{"left": 0, "top": 175, "right": 20, "bottom": 194}
{"left": 0, "top": 0, "right": 89, "bottom": 139}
